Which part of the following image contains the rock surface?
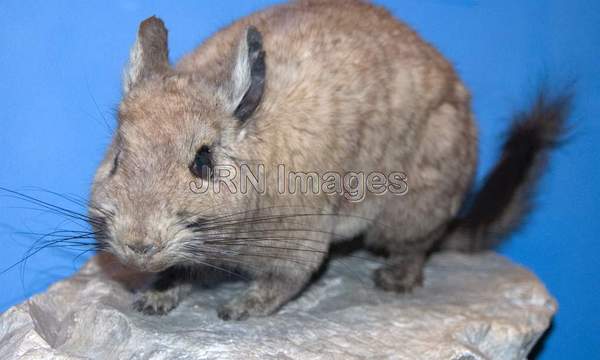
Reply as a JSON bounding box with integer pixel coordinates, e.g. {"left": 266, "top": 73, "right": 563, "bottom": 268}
{"left": 0, "top": 252, "right": 555, "bottom": 360}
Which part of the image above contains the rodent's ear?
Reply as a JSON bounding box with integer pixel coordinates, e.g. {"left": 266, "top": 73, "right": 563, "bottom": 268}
{"left": 228, "top": 26, "right": 266, "bottom": 122}
{"left": 123, "top": 16, "right": 171, "bottom": 94}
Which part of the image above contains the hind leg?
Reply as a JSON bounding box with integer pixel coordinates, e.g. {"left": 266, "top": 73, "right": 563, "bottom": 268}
{"left": 364, "top": 171, "right": 456, "bottom": 292}
{"left": 366, "top": 97, "right": 476, "bottom": 291}
{"left": 368, "top": 224, "right": 445, "bottom": 292}
{"left": 374, "top": 252, "right": 426, "bottom": 292}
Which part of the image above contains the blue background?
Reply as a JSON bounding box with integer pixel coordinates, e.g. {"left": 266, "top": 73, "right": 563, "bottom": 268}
{"left": 1, "top": 1, "right": 598, "bottom": 358}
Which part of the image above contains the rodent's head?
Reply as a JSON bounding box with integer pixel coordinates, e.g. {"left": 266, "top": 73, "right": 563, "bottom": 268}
{"left": 89, "top": 17, "right": 266, "bottom": 272}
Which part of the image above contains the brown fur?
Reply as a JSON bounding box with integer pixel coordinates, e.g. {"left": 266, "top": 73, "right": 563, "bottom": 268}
{"left": 89, "top": 1, "right": 562, "bottom": 320}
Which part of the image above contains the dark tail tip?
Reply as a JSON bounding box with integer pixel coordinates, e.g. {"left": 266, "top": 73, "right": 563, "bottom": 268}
{"left": 440, "top": 88, "right": 573, "bottom": 252}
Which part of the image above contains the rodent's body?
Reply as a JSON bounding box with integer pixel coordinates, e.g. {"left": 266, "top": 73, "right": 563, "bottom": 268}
{"left": 90, "top": 0, "right": 567, "bottom": 319}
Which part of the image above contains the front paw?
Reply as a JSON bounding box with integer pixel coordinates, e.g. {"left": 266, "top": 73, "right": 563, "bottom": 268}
{"left": 217, "top": 293, "right": 278, "bottom": 321}
{"left": 217, "top": 302, "right": 249, "bottom": 321}
{"left": 133, "top": 289, "right": 180, "bottom": 315}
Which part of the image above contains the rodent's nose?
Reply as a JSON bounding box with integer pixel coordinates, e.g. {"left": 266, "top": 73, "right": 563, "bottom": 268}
{"left": 127, "top": 243, "right": 158, "bottom": 256}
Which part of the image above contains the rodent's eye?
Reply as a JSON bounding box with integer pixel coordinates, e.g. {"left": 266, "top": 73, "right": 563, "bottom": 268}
{"left": 190, "top": 145, "right": 213, "bottom": 179}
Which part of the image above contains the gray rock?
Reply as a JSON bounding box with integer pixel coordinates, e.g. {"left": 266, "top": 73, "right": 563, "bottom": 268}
{"left": 0, "top": 252, "right": 555, "bottom": 360}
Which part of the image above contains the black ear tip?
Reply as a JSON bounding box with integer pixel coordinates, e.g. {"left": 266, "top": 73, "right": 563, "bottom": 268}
{"left": 246, "top": 26, "right": 263, "bottom": 49}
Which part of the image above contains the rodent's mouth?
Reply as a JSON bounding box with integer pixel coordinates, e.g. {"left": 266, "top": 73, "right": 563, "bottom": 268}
{"left": 118, "top": 253, "right": 170, "bottom": 273}
{"left": 133, "top": 262, "right": 169, "bottom": 273}
{"left": 110, "top": 242, "right": 172, "bottom": 273}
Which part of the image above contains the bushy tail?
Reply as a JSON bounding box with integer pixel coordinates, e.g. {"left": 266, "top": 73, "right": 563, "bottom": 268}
{"left": 440, "top": 90, "right": 572, "bottom": 252}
